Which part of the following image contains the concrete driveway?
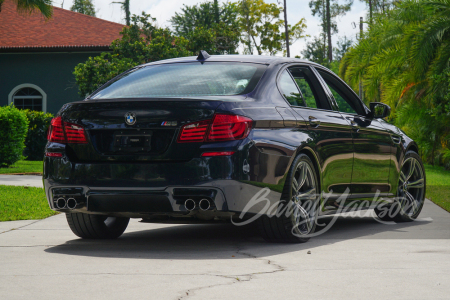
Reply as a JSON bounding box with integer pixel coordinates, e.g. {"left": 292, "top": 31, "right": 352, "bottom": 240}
{"left": 0, "top": 175, "right": 42, "bottom": 187}
{"left": 0, "top": 200, "right": 449, "bottom": 300}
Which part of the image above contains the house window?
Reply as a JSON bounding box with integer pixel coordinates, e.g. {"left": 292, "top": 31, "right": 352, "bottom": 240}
{"left": 13, "top": 87, "right": 43, "bottom": 111}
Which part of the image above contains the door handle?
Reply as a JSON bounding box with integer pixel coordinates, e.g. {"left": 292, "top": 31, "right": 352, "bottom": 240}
{"left": 308, "top": 116, "right": 320, "bottom": 127}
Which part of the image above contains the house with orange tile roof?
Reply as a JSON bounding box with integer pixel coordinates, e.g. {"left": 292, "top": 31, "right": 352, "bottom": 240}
{"left": 0, "top": 0, "right": 124, "bottom": 113}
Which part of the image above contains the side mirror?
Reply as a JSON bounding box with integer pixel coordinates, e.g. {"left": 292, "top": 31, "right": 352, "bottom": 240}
{"left": 369, "top": 102, "right": 391, "bottom": 119}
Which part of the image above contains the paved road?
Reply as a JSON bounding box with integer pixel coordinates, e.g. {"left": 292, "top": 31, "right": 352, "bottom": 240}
{"left": 0, "top": 200, "right": 449, "bottom": 300}
{"left": 0, "top": 175, "right": 42, "bottom": 187}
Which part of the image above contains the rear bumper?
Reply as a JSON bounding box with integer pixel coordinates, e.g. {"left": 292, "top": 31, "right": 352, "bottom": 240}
{"left": 43, "top": 156, "right": 284, "bottom": 216}
{"left": 46, "top": 185, "right": 228, "bottom": 215}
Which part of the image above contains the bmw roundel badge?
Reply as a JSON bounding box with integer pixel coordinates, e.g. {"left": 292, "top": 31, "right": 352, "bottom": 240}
{"left": 125, "top": 112, "right": 136, "bottom": 125}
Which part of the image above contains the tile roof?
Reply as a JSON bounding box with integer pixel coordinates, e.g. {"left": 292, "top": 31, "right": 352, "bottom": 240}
{"left": 0, "top": 0, "right": 124, "bottom": 51}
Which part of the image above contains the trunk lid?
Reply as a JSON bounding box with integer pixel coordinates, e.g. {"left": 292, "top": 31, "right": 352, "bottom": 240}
{"left": 59, "top": 99, "right": 224, "bottom": 162}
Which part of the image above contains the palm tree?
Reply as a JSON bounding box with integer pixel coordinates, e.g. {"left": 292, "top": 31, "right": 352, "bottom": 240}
{"left": 0, "top": 0, "right": 53, "bottom": 19}
{"left": 340, "top": 0, "right": 450, "bottom": 166}
{"left": 341, "top": 0, "right": 450, "bottom": 105}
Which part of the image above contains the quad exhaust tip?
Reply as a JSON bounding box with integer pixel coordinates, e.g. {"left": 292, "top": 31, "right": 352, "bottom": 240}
{"left": 56, "top": 198, "right": 66, "bottom": 209}
{"left": 185, "top": 199, "right": 196, "bottom": 211}
{"left": 66, "top": 198, "right": 77, "bottom": 209}
{"left": 55, "top": 197, "right": 78, "bottom": 209}
{"left": 199, "top": 199, "right": 211, "bottom": 211}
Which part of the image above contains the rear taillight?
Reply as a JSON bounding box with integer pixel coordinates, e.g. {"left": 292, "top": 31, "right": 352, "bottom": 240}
{"left": 177, "top": 114, "right": 252, "bottom": 143}
{"left": 64, "top": 122, "right": 87, "bottom": 143}
{"left": 47, "top": 117, "right": 65, "bottom": 143}
{"left": 47, "top": 116, "right": 87, "bottom": 144}
{"left": 178, "top": 120, "right": 211, "bottom": 143}
{"left": 207, "top": 114, "right": 253, "bottom": 142}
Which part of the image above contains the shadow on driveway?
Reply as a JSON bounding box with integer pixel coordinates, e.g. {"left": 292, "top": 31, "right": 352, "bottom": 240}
{"left": 44, "top": 215, "right": 438, "bottom": 260}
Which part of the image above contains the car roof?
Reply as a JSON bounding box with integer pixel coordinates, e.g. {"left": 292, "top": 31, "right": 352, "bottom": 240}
{"left": 141, "top": 54, "right": 321, "bottom": 68}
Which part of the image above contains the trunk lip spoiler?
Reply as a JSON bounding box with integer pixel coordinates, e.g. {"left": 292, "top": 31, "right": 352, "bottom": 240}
{"left": 78, "top": 96, "right": 251, "bottom": 104}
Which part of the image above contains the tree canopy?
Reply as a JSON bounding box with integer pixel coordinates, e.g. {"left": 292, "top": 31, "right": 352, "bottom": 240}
{"left": 70, "top": 0, "right": 96, "bottom": 17}
{"left": 170, "top": 1, "right": 240, "bottom": 54}
{"left": 309, "top": 0, "right": 353, "bottom": 61}
{"left": 74, "top": 13, "right": 190, "bottom": 96}
{"left": 238, "top": 0, "right": 308, "bottom": 56}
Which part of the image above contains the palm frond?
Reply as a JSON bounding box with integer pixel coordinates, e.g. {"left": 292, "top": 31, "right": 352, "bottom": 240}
{"left": 14, "top": 0, "right": 53, "bottom": 19}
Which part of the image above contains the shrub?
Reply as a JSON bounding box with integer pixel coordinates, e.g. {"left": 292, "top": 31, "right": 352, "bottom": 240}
{"left": 23, "top": 110, "right": 53, "bottom": 161}
{"left": 0, "top": 105, "right": 29, "bottom": 167}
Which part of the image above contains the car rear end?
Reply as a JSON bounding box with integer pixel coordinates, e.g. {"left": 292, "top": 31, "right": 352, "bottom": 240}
{"left": 43, "top": 60, "right": 265, "bottom": 219}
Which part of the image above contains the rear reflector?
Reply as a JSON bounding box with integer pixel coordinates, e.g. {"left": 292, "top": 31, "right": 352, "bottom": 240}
{"left": 177, "top": 114, "right": 252, "bottom": 143}
{"left": 47, "top": 116, "right": 88, "bottom": 144}
{"left": 178, "top": 119, "right": 211, "bottom": 143}
{"left": 45, "top": 152, "right": 63, "bottom": 157}
{"left": 201, "top": 151, "right": 235, "bottom": 157}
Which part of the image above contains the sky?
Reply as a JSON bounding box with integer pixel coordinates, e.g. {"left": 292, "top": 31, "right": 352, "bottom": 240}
{"left": 57, "top": 0, "right": 367, "bottom": 56}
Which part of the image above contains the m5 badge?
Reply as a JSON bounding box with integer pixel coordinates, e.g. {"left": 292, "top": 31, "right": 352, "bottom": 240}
{"left": 161, "top": 121, "right": 177, "bottom": 126}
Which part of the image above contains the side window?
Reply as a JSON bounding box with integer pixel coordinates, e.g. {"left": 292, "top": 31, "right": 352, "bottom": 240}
{"left": 327, "top": 84, "right": 357, "bottom": 114}
{"left": 288, "top": 67, "right": 324, "bottom": 109}
{"left": 278, "top": 70, "right": 304, "bottom": 107}
{"left": 316, "top": 69, "right": 363, "bottom": 115}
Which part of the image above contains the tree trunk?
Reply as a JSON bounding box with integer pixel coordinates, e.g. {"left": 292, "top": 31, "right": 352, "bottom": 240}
{"left": 326, "top": 0, "right": 332, "bottom": 62}
{"left": 251, "top": 35, "right": 262, "bottom": 55}
{"left": 369, "top": 0, "right": 373, "bottom": 24}
{"left": 125, "top": 0, "right": 130, "bottom": 26}
{"left": 213, "top": 0, "right": 220, "bottom": 24}
{"left": 283, "top": 0, "right": 290, "bottom": 57}
{"left": 321, "top": 1, "right": 326, "bottom": 62}
{"left": 242, "top": 1, "right": 253, "bottom": 55}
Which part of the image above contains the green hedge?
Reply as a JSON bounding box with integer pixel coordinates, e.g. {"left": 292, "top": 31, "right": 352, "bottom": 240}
{"left": 23, "top": 110, "right": 53, "bottom": 160}
{"left": 0, "top": 105, "right": 29, "bottom": 167}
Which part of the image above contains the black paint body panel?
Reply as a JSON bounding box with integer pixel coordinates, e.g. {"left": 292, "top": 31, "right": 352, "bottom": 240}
{"left": 44, "top": 55, "right": 417, "bottom": 218}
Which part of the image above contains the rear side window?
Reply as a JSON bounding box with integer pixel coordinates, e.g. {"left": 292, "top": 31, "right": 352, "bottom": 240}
{"left": 288, "top": 67, "right": 321, "bottom": 109}
{"left": 91, "top": 62, "right": 266, "bottom": 99}
{"left": 278, "top": 70, "right": 304, "bottom": 106}
{"left": 287, "top": 66, "right": 330, "bottom": 110}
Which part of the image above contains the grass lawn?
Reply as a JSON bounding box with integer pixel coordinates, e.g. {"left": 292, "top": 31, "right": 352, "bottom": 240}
{"left": 0, "top": 161, "right": 447, "bottom": 222}
{"left": 0, "top": 185, "right": 57, "bottom": 221}
{"left": 0, "top": 160, "right": 43, "bottom": 175}
{"left": 424, "top": 164, "right": 450, "bottom": 212}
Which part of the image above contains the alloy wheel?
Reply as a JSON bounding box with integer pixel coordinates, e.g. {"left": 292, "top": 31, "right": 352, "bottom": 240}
{"left": 290, "top": 161, "right": 318, "bottom": 235}
{"left": 398, "top": 157, "right": 425, "bottom": 217}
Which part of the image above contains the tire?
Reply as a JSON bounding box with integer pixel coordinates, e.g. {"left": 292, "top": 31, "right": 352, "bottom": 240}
{"left": 66, "top": 213, "right": 130, "bottom": 239}
{"left": 374, "top": 150, "right": 426, "bottom": 222}
{"left": 258, "top": 153, "right": 320, "bottom": 243}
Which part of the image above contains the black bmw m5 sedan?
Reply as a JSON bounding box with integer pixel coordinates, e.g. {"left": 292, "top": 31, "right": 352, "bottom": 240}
{"left": 43, "top": 51, "right": 426, "bottom": 243}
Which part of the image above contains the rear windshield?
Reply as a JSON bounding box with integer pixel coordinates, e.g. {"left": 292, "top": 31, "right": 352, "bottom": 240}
{"left": 90, "top": 62, "right": 267, "bottom": 99}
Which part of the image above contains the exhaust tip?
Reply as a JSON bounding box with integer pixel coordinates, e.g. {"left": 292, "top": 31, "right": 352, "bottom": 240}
{"left": 199, "top": 199, "right": 211, "bottom": 211}
{"left": 56, "top": 198, "right": 66, "bottom": 209}
{"left": 185, "top": 199, "right": 196, "bottom": 211}
{"left": 66, "top": 198, "right": 77, "bottom": 210}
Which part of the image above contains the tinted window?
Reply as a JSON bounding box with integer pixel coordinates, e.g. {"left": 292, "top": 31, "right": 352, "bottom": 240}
{"left": 289, "top": 67, "right": 320, "bottom": 109}
{"left": 91, "top": 62, "right": 266, "bottom": 99}
{"left": 317, "top": 69, "right": 363, "bottom": 115}
{"left": 327, "top": 84, "right": 357, "bottom": 114}
{"left": 278, "top": 70, "right": 304, "bottom": 106}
